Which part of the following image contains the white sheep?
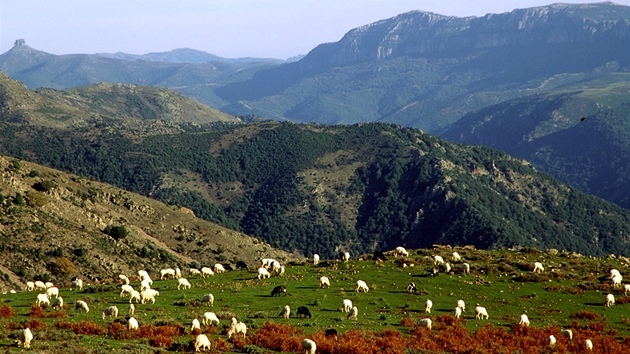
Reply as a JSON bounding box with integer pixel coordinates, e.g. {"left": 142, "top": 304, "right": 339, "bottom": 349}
{"left": 45, "top": 282, "right": 54, "bottom": 289}
{"left": 129, "top": 290, "right": 141, "bottom": 304}
{"left": 610, "top": 268, "right": 622, "bottom": 279}
{"left": 51, "top": 296, "right": 64, "bottom": 310}
{"left": 138, "top": 269, "right": 149, "bottom": 278}
{"left": 71, "top": 278, "right": 83, "bottom": 290}
{"left": 118, "top": 274, "right": 130, "bottom": 285}
{"left": 214, "top": 263, "right": 226, "bottom": 274}
{"left": 463, "top": 263, "right": 470, "bottom": 274}
{"left": 279, "top": 305, "right": 291, "bottom": 319}
{"left": 201, "top": 293, "right": 214, "bottom": 306}
{"left": 355, "top": 280, "right": 369, "bottom": 293}
{"left": 279, "top": 265, "right": 286, "bottom": 276}
{"left": 475, "top": 306, "right": 489, "bottom": 319}
{"left": 175, "top": 268, "right": 182, "bottom": 278}
{"left": 201, "top": 267, "right": 214, "bottom": 278}
{"left": 457, "top": 299, "right": 466, "bottom": 312}
{"left": 302, "top": 338, "right": 317, "bottom": 354}
{"left": 549, "top": 335, "right": 557, "bottom": 347}
{"left": 417, "top": 318, "right": 432, "bottom": 330}
{"left": 191, "top": 318, "right": 201, "bottom": 332}
{"left": 394, "top": 246, "right": 409, "bottom": 257}
{"left": 160, "top": 268, "right": 176, "bottom": 280}
{"left": 406, "top": 282, "right": 417, "bottom": 293}
{"left": 102, "top": 305, "right": 118, "bottom": 320}
{"left": 425, "top": 299, "right": 433, "bottom": 314}
{"left": 141, "top": 274, "right": 153, "bottom": 286}
{"left": 140, "top": 280, "right": 151, "bottom": 292}
{"left": 120, "top": 284, "right": 134, "bottom": 298}
{"left": 313, "top": 254, "right": 320, "bottom": 265}
{"left": 561, "top": 329, "right": 573, "bottom": 340}
{"left": 35, "top": 293, "right": 50, "bottom": 307}
{"left": 202, "top": 312, "right": 220, "bottom": 326}
{"left": 624, "top": 284, "right": 630, "bottom": 296}
{"left": 129, "top": 303, "right": 135, "bottom": 315}
{"left": 190, "top": 268, "right": 202, "bottom": 277}
{"left": 519, "top": 314, "right": 530, "bottom": 327}
{"left": 26, "top": 281, "right": 35, "bottom": 291}
{"left": 227, "top": 320, "right": 247, "bottom": 339}
{"left": 140, "top": 289, "right": 159, "bottom": 304}
{"left": 342, "top": 252, "right": 350, "bottom": 262}
{"left": 319, "top": 276, "right": 330, "bottom": 288}
{"left": 46, "top": 286, "right": 59, "bottom": 299}
{"left": 128, "top": 317, "right": 139, "bottom": 330}
{"left": 452, "top": 252, "right": 461, "bottom": 261}
{"left": 455, "top": 307, "right": 462, "bottom": 319}
{"left": 612, "top": 275, "right": 622, "bottom": 288}
{"left": 194, "top": 333, "right": 211, "bottom": 352}
{"left": 605, "top": 293, "right": 615, "bottom": 307}
{"left": 257, "top": 267, "right": 271, "bottom": 279}
{"left": 34, "top": 281, "right": 46, "bottom": 290}
{"left": 75, "top": 300, "right": 89, "bottom": 313}
{"left": 434, "top": 255, "right": 445, "bottom": 265}
{"left": 533, "top": 262, "right": 544, "bottom": 273}
{"left": 19, "top": 328, "right": 33, "bottom": 349}
{"left": 444, "top": 262, "right": 452, "bottom": 273}
{"left": 261, "top": 258, "right": 276, "bottom": 269}
{"left": 347, "top": 306, "right": 358, "bottom": 320}
{"left": 271, "top": 261, "right": 282, "bottom": 273}
{"left": 177, "top": 278, "right": 192, "bottom": 290}
{"left": 585, "top": 338, "right": 593, "bottom": 350}
{"left": 342, "top": 299, "right": 353, "bottom": 313}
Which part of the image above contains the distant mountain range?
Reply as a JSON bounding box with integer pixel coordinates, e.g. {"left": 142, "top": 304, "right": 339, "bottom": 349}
{"left": 94, "top": 47, "right": 286, "bottom": 65}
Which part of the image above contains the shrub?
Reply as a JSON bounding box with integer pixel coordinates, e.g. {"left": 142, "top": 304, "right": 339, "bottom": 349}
{"left": 149, "top": 335, "right": 173, "bottom": 348}
{"left": 0, "top": 304, "right": 14, "bottom": 318}
{"left": 25, "top": 319, "right": 47, "bottom": 330}
{"left": 571, "top": 311, "right": 601, "bottom": 321}
{"left": 32, "top": 180, "right": 56, "bottom": 192}
{"left": 104, "top": 224, "right": 129, "bottom": 240}
{"left": 71, "top": 321, "right": 105, "bottom": 335}
{"left": 29, "top": 304, "right": 46, "bottom": 318}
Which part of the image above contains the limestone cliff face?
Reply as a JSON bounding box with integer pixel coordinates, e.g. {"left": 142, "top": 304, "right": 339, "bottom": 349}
{"left": 300, "top": 2, "right": 630, "bottom": 66}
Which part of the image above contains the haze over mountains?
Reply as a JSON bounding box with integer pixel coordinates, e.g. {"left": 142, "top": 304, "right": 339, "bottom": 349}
{"left": 0, "top": 2, "right": 629, "bottom": 265}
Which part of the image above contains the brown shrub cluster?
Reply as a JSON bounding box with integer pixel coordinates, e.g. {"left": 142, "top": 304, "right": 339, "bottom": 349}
{"left": 70, "top": 321, "right": 104, "bottom": 335}
{"left": 0, "top": 304, "right": 14, "bottom": 318}
{"left": 29, "top": 304, "right": 46, "bottom": 318}
{"left": 25, "top": 319, "right": 47, "bottom": 331}
{"left": 571, "top": 310, "right": 601, "bottom": 320}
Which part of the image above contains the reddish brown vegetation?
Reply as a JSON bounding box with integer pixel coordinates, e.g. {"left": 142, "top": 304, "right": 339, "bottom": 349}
{"left": 46, "top": 310, "right": 66, "bottom": 318}
{"left": 0, "top": 305, "right": 14, "bottom": 318}
{"left": 24, "top": 319, "right": 47, "bottom": 331}
{"left": 400, "top": 316, "right": 415, "bottom": 327}
{"left": 69, "top": 321, "right": 104, "bottom": 335}
{"left": 571, "top": 310, "right": 601, "bottom": 320}
{"left": 29, "top": 304, "right": 46, "bottom": 318}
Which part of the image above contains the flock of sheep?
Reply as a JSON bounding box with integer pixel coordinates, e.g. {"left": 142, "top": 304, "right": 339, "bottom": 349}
{"left": 12, "top": 246, "right": 629, "bottom": 352}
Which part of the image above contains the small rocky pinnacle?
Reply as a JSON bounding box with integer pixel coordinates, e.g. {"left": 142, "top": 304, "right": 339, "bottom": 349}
{"left": 14, "top": 39, "right": 26, "bottom": 47}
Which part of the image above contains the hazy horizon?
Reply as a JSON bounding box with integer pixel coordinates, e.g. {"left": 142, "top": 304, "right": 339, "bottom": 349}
{"left": 2, "top": 0, "right": 628, "bottom": 60}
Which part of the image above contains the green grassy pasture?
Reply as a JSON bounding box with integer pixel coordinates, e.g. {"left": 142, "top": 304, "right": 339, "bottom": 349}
{"left": 0, "top": 248, "right": 628, "bottom": 352}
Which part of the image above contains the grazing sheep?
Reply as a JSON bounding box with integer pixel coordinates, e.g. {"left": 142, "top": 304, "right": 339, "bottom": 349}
{"left": 355, "top": 280, "right": 369, "bottom": 293}
{"left": 194, "top": 333, "right": 211, "bottom": 352}
{"left": 141, "top": 275, "right": 153, "bottom": 286}
{"left": 406, "top": 282, "right": 417, "bottom": 293}
{"left": 624, "top": 284, "right": 630, "bottom": 296}
{"left": 51, "top": 296, "right": 64, "bottom": 310}
{"left": 444, "top": 263, "right": 452, "bottom": 273}
{"left": 455, "top": 307, "right": 462, "bottom": 319}
{"left": 191, "top": 318, "right": 201, "bottom": 332}
{"left": 561, "top": 329, "right": 573, "bottom": 340}
{"left": 417, "top": 318, "right": 432, "bottom": 330}
{"left": 129, "top": 290, "right": 141, "bottom": 304}
{"left": 129, "top": 303, "right": 135, "bottom": 315}
{"left": 214, "top": 263, "right": 226, "bottom": 274}
{"left": 261, "top": 258, "right": 276, "bottom": 269}
{"left": 26, "top": 281, "right": 35, "bottom": 291}
{"left": 549, "top": 335, "right": 557, "bottom": 347}
{"left": 160, "top": 268, "right": 176, "bottom": 280}
{"left": 46, "top": 286, "right": 59, "bottom": 299}
{"left": 120, "top": 285, "right": 134, "bottom": 298}
{"left": 279, "top": 265, "right": 286, "bottom": 276}
{"left": 394, "top": 246, "right": 409, "bottom": 257}
{"left": 271, "top": 261, "right": 282, "bottom": 273}
{"left": 606, "top": 293, "right": 615, "bottom": 307}
{"left": 271, "top": 285, "right": 287, "bottom": 296}
{"left": 342, "top": 299, "right": 353, "bottom": 313}
{"left": 128, "top": 317, "right": 139, "bottom": 330}
{"left": 341, "top": 252, "right": 350, "bottom": 262}
{"left": 313, "top": 254, "right": 320, "bottom": 265}
{"left": 236, "top": 261, "right": 249, "bottom": 270}
{"left": 373, "top": 250, "right": 387, "bottom": 262}
{"left": 297, "top": 306, "right": 312, "bottom": 318}
{"left": 612, "top": 275, "right": 622, "bottom": 288}
{"left": 177, "top": 278, "right": 192, "bottom": 290}
{"left": 463, "top": 263, "right": 470, "bottom": 274}
{"left": 452, "top": 252, "right": 461, "bottom": 261}
{"left": 227, "top": 320, "right": 247, "bottom": 339}
{"left": 45, "top": 282, "right": 54, "bottom": 289}
{"left": 19, "top": 328, "right": 33, "bottom": 349}
{"left": 434, "top": 255, "right": 445, "bottom": 265}
{"left": 302, "top": 338, "right": 317, "bottom": 354}
{"left": 202, "top": 293, "right": 214, "bottom": 306}
{"left": 71, "top": 278, "right": 83, "bottom": 290}
{"left": 347, "top": 306, "right": 358, "bottom": 320}
{"left": 201, "top": 267, "right": 214, "bottom": 278}
{"left": 457, "top": 299, "right": 466, "bottom": 312}
{"left": 140, "top": 280, "right": 151, "bottom": 292}
{"left": 279, "top": 305, "right": 291, "bottom": 319}
{"left": 519, "top": 314, "right": 530, "bottom": 327}
{"left": 475, "top": 306, "right": 489, "bottom": 319}
{"left": 585, "top": 338, "right": 593, "bottom": 350}
{"left": 533, "top": 262, "right": 544, "bottom": 273}
{"left": 325, "top": 328, "right": 338, "bottom": 340}
{"left": 257, "top": 267, "right": 271, "bottom": 280}
{"left": 140, "top": 289, "right": 159, "bottom": 304}
{"left": 138, "top": 270, "right": 149, "bottom": 279}
{"left": 118, "top": 274, "right": 130, "bottom": 285}
{"left": 425, "top": 299, "right": 433, "bottom": 314}
{"left": 320, "top": 276, "right": 330, "bottom": 288}
{"left": 75, "top": 300, "right": 89, "bottom": 313}
{"left": 36, "top": 293, "right": 50, "bottom": 307}
{"left": 34, "top": 281, "right": 47, "bottom": 291}
{"left": 190, "top": 268, "right": 202, "bottom": 277}
{"left": 202, "top": 312, "right": 220, "bottom": 326}
{"left": 610, "top": 268, "right": 622, "bottom": 279}
{"left": 102, "top": 305, "right": 118, "bottom": 320}
{"left": 175, "top": 268, "right": 182, "bottom": 278}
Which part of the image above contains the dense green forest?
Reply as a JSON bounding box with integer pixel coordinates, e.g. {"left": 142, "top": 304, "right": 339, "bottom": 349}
{"left": 1, "top": 121, "right": 629, "bottom": 258}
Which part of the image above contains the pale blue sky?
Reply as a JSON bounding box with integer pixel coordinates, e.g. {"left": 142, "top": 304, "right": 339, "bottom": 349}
{"left": 1, "top": 1, "right": 628, "bottom": 59}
